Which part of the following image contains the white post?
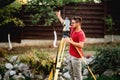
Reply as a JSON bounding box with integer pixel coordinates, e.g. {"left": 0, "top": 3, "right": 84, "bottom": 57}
{"left": 8, "top": 33, "right": 12, "bottom": 50}
{"left": 53, "top": 29, "right": 57, "bottom": 48}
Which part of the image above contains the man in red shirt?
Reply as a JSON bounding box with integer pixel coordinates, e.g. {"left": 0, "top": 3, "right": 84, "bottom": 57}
{"left": 56, "top": 11, "right": 86, "bottom": 80}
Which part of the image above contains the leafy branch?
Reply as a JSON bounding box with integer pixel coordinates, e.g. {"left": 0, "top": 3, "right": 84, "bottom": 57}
{"left": 0, "top": 0, "right": 24, "bottom": 27}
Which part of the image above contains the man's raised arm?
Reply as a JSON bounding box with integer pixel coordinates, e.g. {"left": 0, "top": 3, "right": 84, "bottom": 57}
{"left": 56, "top": 11, "right": 64, "bottom": 24}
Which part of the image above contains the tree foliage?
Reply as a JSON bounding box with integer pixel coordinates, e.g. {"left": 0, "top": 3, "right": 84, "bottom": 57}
{"left": 26, "top": 0, "right": 100, "bottom": 26}
{"left": 26, "top": 0, "right": 59, "bottom": 25}
{"left": 0, "top": 0, "right": 24, "bottom": 27}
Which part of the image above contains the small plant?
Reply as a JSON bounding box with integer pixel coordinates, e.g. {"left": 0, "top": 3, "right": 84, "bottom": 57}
{"left": 105, "top": 15, "right": 114, "bottom": 31}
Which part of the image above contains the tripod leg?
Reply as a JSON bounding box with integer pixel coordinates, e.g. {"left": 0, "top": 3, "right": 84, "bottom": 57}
{"left": 54, "top": 39, "right": 66, "bottom": 80}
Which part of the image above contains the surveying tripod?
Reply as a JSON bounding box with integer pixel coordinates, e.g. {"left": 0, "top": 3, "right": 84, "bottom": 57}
{"left": 48, "top": 17, "right": 70, "bottom": 80}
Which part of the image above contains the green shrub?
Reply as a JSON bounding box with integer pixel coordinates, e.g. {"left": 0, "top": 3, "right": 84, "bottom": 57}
{"left": 19, "top": 49, "right": 54, "bottom": 76}
{"left": 89, "top": 47, "right": 120, "bottom": 75}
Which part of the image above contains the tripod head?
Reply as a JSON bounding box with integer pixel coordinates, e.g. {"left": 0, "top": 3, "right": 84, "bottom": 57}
{"left": 63, "top": 17, "right": 70, "bottom": 38}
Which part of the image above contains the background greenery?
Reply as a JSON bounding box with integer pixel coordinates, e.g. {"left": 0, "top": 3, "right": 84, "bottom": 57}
{"left": 0, "top": 0, "right": 24, "bottom": 27}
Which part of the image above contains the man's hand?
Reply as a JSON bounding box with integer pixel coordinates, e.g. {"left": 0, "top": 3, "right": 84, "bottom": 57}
{"left": 64, "top": 37, "right": 73, "bottom": 43}
{"left": 56, "top": 10, "right": 61, "bottom": 17}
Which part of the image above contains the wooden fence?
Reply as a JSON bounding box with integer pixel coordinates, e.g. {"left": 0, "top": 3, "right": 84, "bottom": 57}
{"left": 21, "top": 2, "right": 105, "bottom": 41}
